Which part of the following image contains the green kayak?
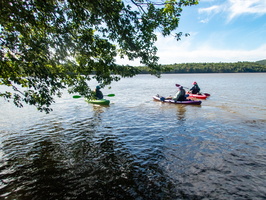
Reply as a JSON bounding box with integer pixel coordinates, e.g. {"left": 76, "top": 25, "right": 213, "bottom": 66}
{"left": 85, "top": 99, "right": 110, "bottom": 105}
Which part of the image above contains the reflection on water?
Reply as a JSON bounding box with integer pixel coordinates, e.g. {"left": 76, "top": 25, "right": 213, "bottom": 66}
{"left": 1, "top": 73, "right": 266, "bottom": 199}
{"left": 0, "top": 112, "right": 178, "bottom": 199}
{"left": 176, "top": 105, "right": 187, "bottom": 121}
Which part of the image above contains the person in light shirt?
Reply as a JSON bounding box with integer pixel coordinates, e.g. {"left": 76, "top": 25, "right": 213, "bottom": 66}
{"left": 173, "top": 86, "right": 187, "bottom": 101}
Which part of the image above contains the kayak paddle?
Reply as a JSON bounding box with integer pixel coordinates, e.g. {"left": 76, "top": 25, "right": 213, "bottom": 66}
{"left": 175, "top": 84, "right": 210, "bottom": 96}
{"left": 175, "top": 84, "right": 189, "bottom": 89}
{"left": 73, "top": 94, "right": 115, "bottom": 98}
{"left": 106, "top": 94, "right": 115, "bottom": 97}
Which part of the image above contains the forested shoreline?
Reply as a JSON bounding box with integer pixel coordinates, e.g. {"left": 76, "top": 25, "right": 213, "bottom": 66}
{"left": 136, "top": 60, "right": 266, "bottom": 73}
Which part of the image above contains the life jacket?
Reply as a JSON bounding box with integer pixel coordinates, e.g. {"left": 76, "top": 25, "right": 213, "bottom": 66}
{"left": 95, "top": 89, "right": 103, "bottom": 99}
{"left": 191, "top": 85, "right": 200, "bottom": 94}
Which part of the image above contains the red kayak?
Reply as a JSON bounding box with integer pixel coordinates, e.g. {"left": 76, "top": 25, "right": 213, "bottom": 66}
{"left": 186, "top": 92, "right": 208, "bottom": 99}
{"left": 153, "top": 95, "right": 202, "bottom": 105}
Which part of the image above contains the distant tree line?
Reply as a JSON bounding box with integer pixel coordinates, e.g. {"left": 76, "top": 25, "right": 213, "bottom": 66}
{"left": 136, "top": 60, "right": 266, "bottom": 74}
{"left": 256, "top": 59, "right": 266, "bottom": 65}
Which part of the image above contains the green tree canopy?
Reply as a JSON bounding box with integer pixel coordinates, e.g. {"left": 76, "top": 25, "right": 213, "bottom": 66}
{"left": 1, "top": 0, "right": 198, "bottom": 112}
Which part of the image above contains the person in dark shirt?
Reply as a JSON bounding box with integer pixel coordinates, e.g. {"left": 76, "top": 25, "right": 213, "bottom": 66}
{"left": 189, "top": 82, "right": 200, "bottom": 94}
{"left": 94, "top": 86, "right": 103, "bottom": 99}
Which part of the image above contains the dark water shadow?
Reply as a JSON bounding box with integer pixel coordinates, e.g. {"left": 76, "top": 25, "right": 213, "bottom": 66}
{"left": 0, "top": 106, "right": 181, "bottom": 200}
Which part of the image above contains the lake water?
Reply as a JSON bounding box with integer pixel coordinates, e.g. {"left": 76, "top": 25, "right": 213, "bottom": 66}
{"left": 0, "top": 73, "right": 266, "bottom": 200}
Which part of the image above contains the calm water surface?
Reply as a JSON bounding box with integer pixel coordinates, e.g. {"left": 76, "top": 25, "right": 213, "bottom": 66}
{"left": 0, "top": 73, "right": 266, "bottom": 200}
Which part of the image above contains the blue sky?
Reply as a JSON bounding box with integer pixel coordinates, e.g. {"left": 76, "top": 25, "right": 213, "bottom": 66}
{"left": 117, "top": 0, "right": 266, "bottom": 65}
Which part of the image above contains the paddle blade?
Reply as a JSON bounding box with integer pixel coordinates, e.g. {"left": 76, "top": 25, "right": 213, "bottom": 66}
{"left": 107, "top": 94, "right": 115, "bottom": 97}
{"left": 175, "top": 84, "right": 181, "bottom": 87}
{"left": 73, "top": 95, "right": 82, "bottom": 98}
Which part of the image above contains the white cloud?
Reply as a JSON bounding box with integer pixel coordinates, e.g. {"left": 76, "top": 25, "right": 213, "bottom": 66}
{"left": 199, "top": 18, "right": 209, "bottom": 23}
{"left": 227, "top": 0, "right": 266, "bottom": 21}
{"left": 116, "top": 34, "right": 266, "bottom": 65}
{"left": 198, "top": 0, "right": 266, "bottom": 22}
{"left": 154, "top": 33, "right": 266, "bottom": 64}
{"left": 198, "top": 4, "right": 224, "bottom": 24}
{"left": 198, "top": 5, "right": 221, "bottom": 14}
{"left": 116, "top": 45, "right": 266, "bottom": 65}
{"left": 156, "top": 43, "right": 266, "bottom": 64}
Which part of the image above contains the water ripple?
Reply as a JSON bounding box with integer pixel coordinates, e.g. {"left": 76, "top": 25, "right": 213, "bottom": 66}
{"left": 1, "top": 74, "right": 266, "bottom": 199}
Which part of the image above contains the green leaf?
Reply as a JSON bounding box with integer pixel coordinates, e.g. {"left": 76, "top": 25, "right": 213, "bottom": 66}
{"left": 1, "top": 0, "right": 199, "bottom": 113}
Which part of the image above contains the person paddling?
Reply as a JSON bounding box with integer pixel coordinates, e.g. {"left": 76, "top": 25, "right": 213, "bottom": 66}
{"left": 173, "top": 86, "right": 187, "bottom": 101}
{"left": 189, "top": 82, "right": 200, "bottom": 94}
{"left": 94, "top": 85, "right": 103, "bottom": 99}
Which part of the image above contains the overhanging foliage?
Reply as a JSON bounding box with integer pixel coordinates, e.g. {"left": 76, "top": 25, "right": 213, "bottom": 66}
{"left": 0, "top": 0, "right": 198, "bottom": 112}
